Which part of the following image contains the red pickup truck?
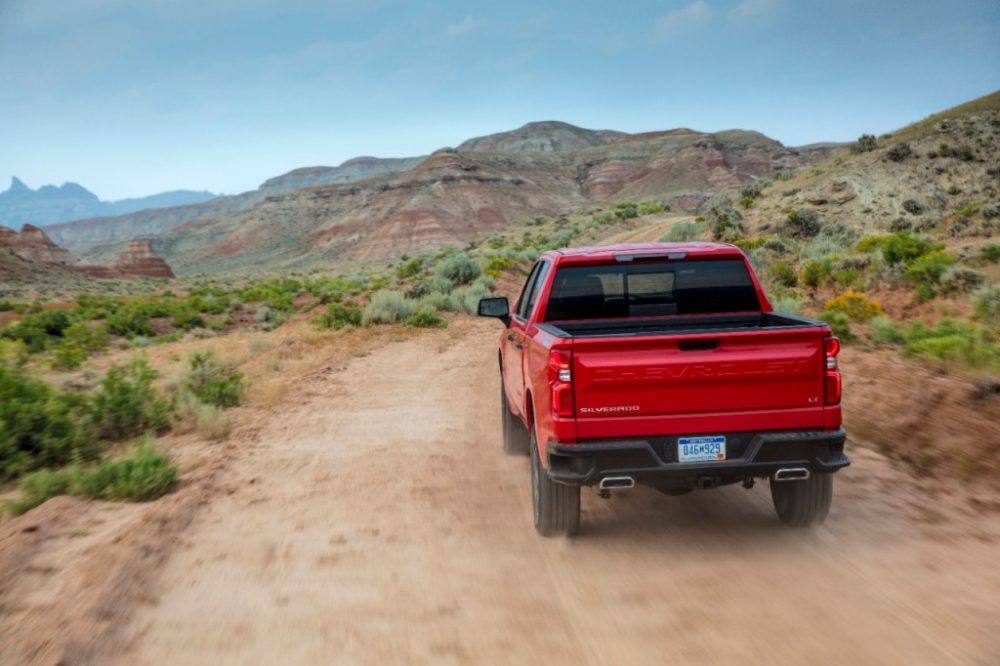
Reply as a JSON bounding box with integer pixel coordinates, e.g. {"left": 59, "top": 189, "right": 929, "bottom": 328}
{"left": 478, "top": 242, "right": 848, "bottom": 536}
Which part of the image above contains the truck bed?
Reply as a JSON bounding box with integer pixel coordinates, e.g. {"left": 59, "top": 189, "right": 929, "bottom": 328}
{"left": 536, "top": 312, "right": 823, "bottom": 339}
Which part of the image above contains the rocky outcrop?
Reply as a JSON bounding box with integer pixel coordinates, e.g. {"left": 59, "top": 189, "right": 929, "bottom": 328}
{"left": 0, "top": 224, "right": 76, "bottom": 265}
{"left": 114, "top": 240, "right": 174, "bottom": 278}
{"left": 0, "top": 225, "right": 174, "bottom": 279}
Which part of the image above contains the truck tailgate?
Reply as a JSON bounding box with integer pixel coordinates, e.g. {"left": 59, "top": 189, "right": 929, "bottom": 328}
{"left": 572, "top": 328, "right": 827, "bottom": 437}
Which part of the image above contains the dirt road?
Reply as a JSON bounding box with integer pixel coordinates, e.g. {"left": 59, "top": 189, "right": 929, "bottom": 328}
{"left": 5, "top": 318, "right": 1000, "bottom": 664}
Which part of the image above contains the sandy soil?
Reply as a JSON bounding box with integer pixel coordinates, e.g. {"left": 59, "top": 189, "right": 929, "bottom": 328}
{"left": 2, "top": 318, "right": 1000, "bottom": 664}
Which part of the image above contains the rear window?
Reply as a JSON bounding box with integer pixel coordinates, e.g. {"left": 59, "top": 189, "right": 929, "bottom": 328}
{"left": 543, "top": 259, "right": 760, "bottom": 321}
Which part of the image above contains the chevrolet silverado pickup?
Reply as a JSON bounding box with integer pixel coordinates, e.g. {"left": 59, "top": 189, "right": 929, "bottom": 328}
{"left": 478, "top": 242, "right": 848, "bottom": 536}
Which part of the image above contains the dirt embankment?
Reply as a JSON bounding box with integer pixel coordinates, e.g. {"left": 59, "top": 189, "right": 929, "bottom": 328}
{"left": 1, "top": 318, "right": 998, "bottom": 664}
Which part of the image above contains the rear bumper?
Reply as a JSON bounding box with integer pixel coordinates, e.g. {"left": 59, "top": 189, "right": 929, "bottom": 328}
{"left": 546, "top": 428, "right": 849, "bottom": 487}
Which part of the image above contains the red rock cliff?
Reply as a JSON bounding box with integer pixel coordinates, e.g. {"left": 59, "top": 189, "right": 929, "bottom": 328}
{"left": 114, "top": 239, "right": 175, "bottom": 278}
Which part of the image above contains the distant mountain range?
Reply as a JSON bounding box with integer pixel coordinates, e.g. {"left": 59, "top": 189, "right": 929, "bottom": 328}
{"left": 46, "top": 120, "right": 843, "bottom": 273}
{"left": 0, "top": 177, "right": 219, "bottom": 228}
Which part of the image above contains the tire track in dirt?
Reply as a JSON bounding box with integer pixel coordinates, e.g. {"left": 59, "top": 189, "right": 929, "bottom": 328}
{"left": 63, "top": 319, "right": 1000, "bottom": 664}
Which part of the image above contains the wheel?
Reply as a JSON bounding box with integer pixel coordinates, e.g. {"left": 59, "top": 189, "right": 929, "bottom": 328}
{"left": 500, "top": 380, "right": 529, "bottom": 456}
{"left": 530, "top": 425, "right": 580, "bottom": 537}
{"left": 770, "top": 473, "right": 833, "bottom": 526}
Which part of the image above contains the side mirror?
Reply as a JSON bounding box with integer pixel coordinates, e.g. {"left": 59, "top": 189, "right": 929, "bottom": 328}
{"left": 477, "top": 297, "right": 510, "bottom": 323}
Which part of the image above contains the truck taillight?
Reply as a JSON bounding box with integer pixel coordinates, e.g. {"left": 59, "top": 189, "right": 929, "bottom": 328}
{"left": 824, "top": 336, "right": 841, "bottom": 405}
{"left": 548, "top": 349, "right": 574, "bottom": 418}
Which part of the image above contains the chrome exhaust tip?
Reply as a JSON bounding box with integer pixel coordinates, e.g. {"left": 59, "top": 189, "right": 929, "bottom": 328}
{"left": 599, "top": 476, "right": 635, "bottom": 490}
{"left": 773, "top": 467, "right": 811, "bottom": 482}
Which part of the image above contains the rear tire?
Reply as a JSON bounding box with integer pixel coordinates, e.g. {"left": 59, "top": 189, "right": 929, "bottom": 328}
{"left": 500, "top": 381, "right": 529, "bottom": 456}
{"left": 530, "top": 427, "right": 580, "bottom": 537}
{"left": 770, "top": 473, "right": 833, "bottom": 526}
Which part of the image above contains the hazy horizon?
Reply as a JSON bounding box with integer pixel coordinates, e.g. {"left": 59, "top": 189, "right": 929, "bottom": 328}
{"left": 3, "top": 0, "right": 999, "bottom": 200}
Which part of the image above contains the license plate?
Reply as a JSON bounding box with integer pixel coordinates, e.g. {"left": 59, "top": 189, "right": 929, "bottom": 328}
{"left": 678, "top": 436, "right": 726, "bottom": 463}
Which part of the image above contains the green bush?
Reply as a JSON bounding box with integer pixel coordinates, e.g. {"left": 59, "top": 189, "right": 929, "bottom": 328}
{"left": 880, "top": 232, "right": 941, "bottom": 265}
{"left": 89, "top": 358, "right": 171, "bottom": 441}
{"left": 51, "top": 343, "right": 87, "bottom": 370}
{"left": 0, "top": 364, "right": 92, "bottom": 481}
{"left": 661, "top": 220, "right": 707, "bottom": 242}
{"left": 8, "top": 440, "right": 178, "bottom": 514}
{"left": 981, "top": 244, "right": 1000, "bottom": 262}
{"left": 64, "top": 322, "right": 109, "bottom": 353}
{"left": 313, "top": 303, "right": 362, "bottom": 330}
{"left": 869, "top": 317, "right": 906, "bottom": 346}
{"left": 395, "top": 256, "right": 425, "bottom": 280}
{"left": 482, "top": 255, "right": 513, "bottom": 278}
{"left": 614, "top": 205, "right": 638, "bottom": 220}
{"left": 904, "top": 251, "right": 956, "bottom": 284}
{"left": 802, "top": 258, "right": 833, "bottom": 289}
{"left": 704, "top": 195, "right": 745, "bottom": 241}
{"left": 107, "top": 303, "right": 155, "bottom": 338}
{"left": 769, "top": 263, "right": 798, "bottom": 288}
{"left": 852, "top": 134, "right": 878, "bottom": 153}
{"left": 405, "top": 304, "right": 447, "bottom": 328}
{"left": 187, "top": 349, "right": 244, "bottom": 409}
{"left": 784, "top": 208, "right": 820, "bottom": 238}
{"left": 638, "top": 202, "right": 665, "bottom": 216}
{"left": 435, "top": 253, "right": 481, "bottom": 287}
{"left": 824, "top": 292, "right": 884, "bottom": 320}
{"left": 902, "top": 320, "right": 999, "bottom": 370}
{"left": 817, "top": 311, "right": 854, "bottom": 341}
{"left": 363, "top": 290, "right": 415, "bottom": 325}
{"left": 886, "top": 142, "right": 912, "bottom": 162}
{"left": 974, "top": 284, "right": 1000, "bottom": 324}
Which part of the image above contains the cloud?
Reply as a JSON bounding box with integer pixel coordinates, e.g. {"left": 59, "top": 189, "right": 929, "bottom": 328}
{"left": 655, "top": 0, "right": 713, "bottom": 36}
{"left": 447, "top": 16, "right": 485, "bottom": 35}
{"left": 729, "top": 0, "right": 783, "bottom": 21}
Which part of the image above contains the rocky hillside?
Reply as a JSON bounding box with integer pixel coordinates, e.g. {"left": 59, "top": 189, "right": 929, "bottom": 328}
{"left": 118, "top": 123, "right": 835, "bottom": 274}
{"left": 47, "top": 156, "right": 425, "bottom": 253}
{"left": 740, "top": 91, "right": 1000, "bottom": 282}
{"left": 0, "top": 177, "right": 216, "bottom": 228}
{"left": 0, "top": 224, "right": 174, "bottom": 282}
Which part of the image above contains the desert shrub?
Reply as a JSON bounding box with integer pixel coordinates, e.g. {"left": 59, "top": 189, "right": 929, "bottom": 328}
{"left": 363, "top": 290, "right": 415, "bottom": 325}
{"left": 638, "top": 202, "right": 665, "bottom": 216}
{"left": 239, "top": 280, "right": 298, "bottom": 312}
{"left": 769, "top": 263, "right": 798, "bottom": 288}
{"left": 739, "top": 179, "right": 770, "bottom": 200}
{"left": 852, "top": 134, "right": 878, "bottom": 153}
{"left": 614, "top": 204, "right": 639, "bottom": 220}
{"left": 733, "top": 237, "right": 768, "bottom": 251}
{"left": 64, "top": 322, "right": 109, "bottom": 353}
{"left": 817, "top": 311, "right": 854, "bottom": 341}
{"left": 770, "top": 295, "right": 802, "bottom": 315}
{"left": 0, "top": 365, "right": 91, "bottom": 481}
{"left": 482, "top": 255, "right": 513, "bottom": 278}
{"left": 0, "top": 340, "right": 28, "bottom": 366}
{"left": 395, "top": 256, "right": 425, "bottom": 280}
{"left": 1, "top": 310, "right": 74, "bottom": 352}
{"left": 869, "top": 317, "right": 906, "bottom": 346}
{"left": 435, "top": 253, "right": 481, "bottom": 287}
{"left": 904, "top": 251, "right": 956, "bottom": 284}
{"left": 890, "top": 218, "right": 912, "bottom": 232}
{"left": 824, "top": 292, "right": 883, "bottom": 320}
{"left": 89, "top": 358, "right": 171, "bottom": 441}
{"left": 886, "top": 142, "right": 912, "bottom": 162}
{"left": 313, "top": 303, "right": 362, "bottom": 330}
{"left": 173, "top": 390, "right": 232, "bottom": 440}
{"left": 974, "top": 284, "right": 1000, "bottom": 324}
{"left": 51, "top": 343, "right": 87, "bottom": 370}
{"left": 902, "top": 320, "right": 999, "bottom": 370}
{"left": 939, "top": 266, "right": 985, "bottom": 294}
{"left": 107, "top": 303, "right": 155, "bottom": 338}
{"left": 981, "top": 245, "right": 1000, "bottom": 262}
{"left": 187, "top": 349, "right": 244, "bottom": 409}
{"left": 784, "top": 208, "right": 820, "bottom": 238}
{"left": 306, "top": 276, "right": 367, "bottom": 304}
{"left": 802, "top": 258, "right": 834, "bottom": 288}
{"left": 763, "top": 237, "right": 790, "bottom": 254}
{"left": 902, "top": 199, "right": 923, "bottom": 215}
{"left": 8, "top": 440, "right": 178, "bottom": 514}
{"left": 880, "top": 232, "right": 941, "bottom": 265}
{"left": 0, "top": 301, "right": 16, "bottom": 312}
{"left": 817, "top": 221, "right": 858, "bottom": 245}
{"left": 703, "top": 195, "right": 745, "bottom": 241}
{"left": 661, "top": 220, "right": 707, "bottom": 242}
{"left": 405, "top": 304, "right": 447, "bottom": 328}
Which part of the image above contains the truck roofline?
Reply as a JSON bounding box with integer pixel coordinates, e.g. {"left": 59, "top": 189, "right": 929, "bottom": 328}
{"left": 543, "top": 242, "right": 744, "bottom": 265}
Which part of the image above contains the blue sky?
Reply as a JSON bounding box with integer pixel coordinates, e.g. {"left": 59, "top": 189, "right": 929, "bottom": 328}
{"left": 2, "top": 0, "right": 998, "bottom": 200}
